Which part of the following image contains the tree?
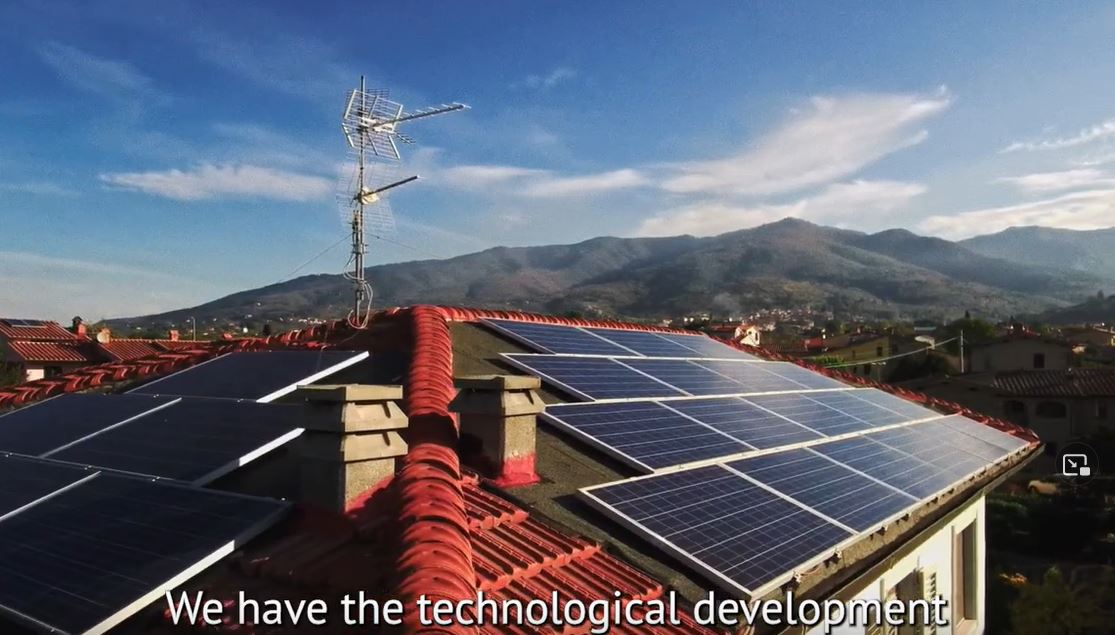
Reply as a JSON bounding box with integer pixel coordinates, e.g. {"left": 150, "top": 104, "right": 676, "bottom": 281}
{"left": 1010, "top": 567, "right": 1112, "bottom": 635}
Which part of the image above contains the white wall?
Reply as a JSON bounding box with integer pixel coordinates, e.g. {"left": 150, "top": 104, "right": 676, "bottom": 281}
{"left": 24, "top": 366, "right": 44, "bottom": 381}
{"left": 808, "top": 495, "right": 986, "bottom": 635}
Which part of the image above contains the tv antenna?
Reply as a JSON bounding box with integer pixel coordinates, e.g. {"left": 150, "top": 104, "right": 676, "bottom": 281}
{"left": 339, "top": 76, "right": 467, "bottom": 328}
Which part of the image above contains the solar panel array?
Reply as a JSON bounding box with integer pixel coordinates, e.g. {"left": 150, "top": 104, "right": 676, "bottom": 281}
{"left": 543, "top": 388, "right": 944, "bottom": 471}
{"left": 585, "top": 414, "right": 1029, "bottom": 597}
{"left": 4, "top": 318, "right": 47, "bottom": 327}
{"left": 504, "top": 354, "right": 848, "bottom": 401}
{"left": 130, "top": 350, "right": 369, "bottom": 402}
{"left": 0, "top": 455, "right": 288, "bottom": 634}
{"left": 484, "top": 318, "right": 757, "bottom": 359}
{"left": 0, "top": 393, "right": 303, "bottom": 484}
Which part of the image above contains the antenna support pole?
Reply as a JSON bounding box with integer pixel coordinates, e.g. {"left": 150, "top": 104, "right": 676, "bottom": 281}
{"left": 350, "top": 75, "right": 369, "bottom": 318}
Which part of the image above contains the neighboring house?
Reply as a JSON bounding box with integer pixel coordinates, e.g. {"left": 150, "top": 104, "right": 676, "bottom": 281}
{"left": 798, "top": 333, "right": 918, "bottom": 381}
{"left": 993, "top": 368, "right": 1115, "bottom": 458}
{"left": 1063, "top": 325, "right": 1115, "bottom": 349}
{"left": 0, "top": 307, "right": 1037, "bottom": 634}
{"left": 967, "top": 336, "right": 1074, "bottom": 373}
{"left": 705, "top": 321, "right": 761, "bottom": 347}
{"left": 0, "top": 317, "right": 203, "bottom": 382}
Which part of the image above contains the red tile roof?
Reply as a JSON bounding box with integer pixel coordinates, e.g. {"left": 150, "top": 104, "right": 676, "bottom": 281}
{"left": 0, "top": 319, "right": 81, "bottom": 341}
{"left": 4, "top": 340, "right": 100, "bottom": 363}
{"left": 993, "top": 368, "right": 1115, "bottom": 398}
{"left": 0, "top": 305, "right": 1040, "bottom": 635}
{"left": 97, "top": 338, "right": 206, "bottom": 362}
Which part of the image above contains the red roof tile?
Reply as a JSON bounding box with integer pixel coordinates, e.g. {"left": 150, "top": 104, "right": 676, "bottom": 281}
{"left": 96, "top": 339, "right": 205, "bottom": 361}
{"left": 993, "top": 368, "right": 1115, "bottom": 398}
{"left": 4, "top": 340, "right": 101, "bottom": 363}
{"left": 0, "top": 319, "right": 81, "bottom": 341}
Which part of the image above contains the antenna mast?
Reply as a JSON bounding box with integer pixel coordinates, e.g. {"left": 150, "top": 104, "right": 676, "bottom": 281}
{"left": 339, "top": 77, "right": 467, "bottom": 328}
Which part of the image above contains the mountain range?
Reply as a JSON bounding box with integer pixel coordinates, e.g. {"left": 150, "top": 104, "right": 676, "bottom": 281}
{"left": 110, "top": 218, "right": 1115, "bottom": 328}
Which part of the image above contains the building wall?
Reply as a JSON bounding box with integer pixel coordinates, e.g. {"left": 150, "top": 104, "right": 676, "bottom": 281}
{"left": 969, "top": 340, "right": 1072, "bottom": 373}
{"left": 811, "top": 496, "right": 986, "bottom": 635}
{"left": 1004, "top": 396, "right": 1115, "bottom": 455}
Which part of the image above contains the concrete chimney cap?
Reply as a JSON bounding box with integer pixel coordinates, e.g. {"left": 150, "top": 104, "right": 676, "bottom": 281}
{"left": 296, "top": 384, "right": 404, "bottom": 403}
{"left": 455, "top": 374, "right": 541, "bottom": 391}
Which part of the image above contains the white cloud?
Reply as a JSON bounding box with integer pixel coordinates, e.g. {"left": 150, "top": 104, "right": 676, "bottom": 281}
{"left": 995, "top": 168, "right": 1114, "bottom": 193}
{"left": 190, "top": 29, "right": 354, "bottom": 98}
{"left": 638, "top": 180, "right": 927, "bottom": 237}
{"left": 1002, "top": 118, "right": 1115, "bottom": 153}
{"left": 521, "top": 169, "right": 649, "bottom": 197}
{"left": 440, "top": 165, "right": 549, "bottom": 190}
{"left": 515, "top": 67, "right": 577, "bottom": 90}
{"left": 918, "top": 189, "right": 1115, "bottom": 239}
{"left": 100, "top": 164, "right": 332, "bottom": 201}
{"left": 659, "top": 90, "right": 951, "bottom": 197}
{"left": 38, "top": 42, "right": 161, "bottom": 102}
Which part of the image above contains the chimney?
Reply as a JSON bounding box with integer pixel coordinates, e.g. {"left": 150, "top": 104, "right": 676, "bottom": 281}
{"left": 451, "top": 375, "right": 543, "bottom": 487}
{"left": 71, "top": 316, "right": 86, "bottom": 337}
{"left": 168, "top": 329, "right": 180, "bottom": 341}
{"left": 293, "top": 384, "right": 409, "bottom": 511}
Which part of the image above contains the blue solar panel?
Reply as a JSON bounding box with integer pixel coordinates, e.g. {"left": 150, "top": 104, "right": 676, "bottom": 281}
{"left": 654, "top": 333, "right": 758, "bottom": 359}
{"left": 584, "top": 328, "right": 701, "bottom": 357}
{"left": 587, "top": 465, "right": 852, "bottom": 594}
{"left": 130, "top": 350, "right": 368, "bottom": 401}
{"left": 666, "top": 397, "right": 823, "bottom": 449}
{"left": 691, "top": 360, "right": 846, "bottom": 394}
{"left": 741, "top": 393, "right": 874, "bottom": 436}
{"left": 726, "top": 449, "right": 918, "bottom": 532}
{"left": 0, "top": 466, "right": 288, "bottom": 634}
{"left": 483, "top": 319, "right": 634, "bottom": 355}
{"left": 939, "top": 414, "right": 1030, "bottom": 453}
{"left": 812, "top": 436, "right": 955, "bottom": 498}
{"left": 504, "top": 354, "right": 684, "bottom": 400}
{"left": 0, "top": 455, "right": 93, "bottom": 518}
{"left": 0, "top": 393, "right": 177, "bottom": 456}
{"left": 793, "top": 390, "right": 914, "bottom": 427}
{"left": 869, "top": 425, "right": 990, "bottom": 479}
{"left": 48, "top": 399, "right": 304, "bottom": 483}
{"left": 543, "top": 402, "right": 748, "bottom": 470}
{"left": 621, "top": 358, "right": 745, "bottom": 395}
{"left": 846, "top": 389, "right": 942, "bottom": 422}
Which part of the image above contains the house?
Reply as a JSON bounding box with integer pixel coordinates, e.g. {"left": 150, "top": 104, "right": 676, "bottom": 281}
{"left": 993, "top": 368, "right": 1115, "bottom": 459}
{"left": 0, "top": 317, "right": 205, "bottom": 383}
{"left": 966, "top": 336, "right": 1075, "bottom": 373}
{"left": 0, "top": 307, "right": 1038, "bottom": 634}
{"left": 1063, "top": 325, "right": 1115, "bottom": 349}
{"left": 705, "top": 322, "right": 761, "bottom": 347}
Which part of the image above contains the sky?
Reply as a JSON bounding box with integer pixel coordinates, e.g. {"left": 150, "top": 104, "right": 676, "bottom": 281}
{"left": 2, "top": 1, "right": 1115, "bottom": 321}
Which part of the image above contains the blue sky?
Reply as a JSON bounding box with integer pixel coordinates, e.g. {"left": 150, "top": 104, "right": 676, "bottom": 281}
{"left": 2, "top": 1, "right": 1115, "bottom": 321}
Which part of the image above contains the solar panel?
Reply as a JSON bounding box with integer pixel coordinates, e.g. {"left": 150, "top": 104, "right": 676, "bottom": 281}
{"left": 0, "top": 394, "right": 178, "bottom": 456}
{"left": 939, "top": 414, "right": 1030, "bottom": 453}
{"left": 583, "top": 328, "right": 702, "bottom": 357}
{"left": 503, "top": 354, "right": 684, "bottom": 400}
{"left": 621, "top": 358, "right": 745, "bottom": 395}
{"left": 5, "top": 318, "right": 47, "bottom": 327}
{"left": 846, "top": 389, "right": 942, "bottom": 422}
{"left": 543, "top": 401, "right": 748, "bottom": 470}
{"left": 698, "top": 360, "right": 850, "bottom": 391}
{"left": 741, "top": 393, "right": 875, "bottom": 436}
{"left": 812, "top": 436, "right": 956, "bottom": 499}
{"left": 666, "top": 397, "right": 823, "bottom": 449}
{"left": 47, "top": 399, "right": 304, "bottom": 484}
{"left": 0, "top": 466, "right": 288, "bottom": 634}
{"left": 0, "top": 455, "right": 94, "bottom": 518}
{"left": 585, "top": 465, "right": 853, "bottom": 595}
{"left": 483, "top": 319, "right": 634, "bottom": 356}
{"left": 130, "top": 350, "right": 369, "bottom": 401}
{"left": 725, "top": 450, "right": 918, "bottom": 531}
{"left": 653, "top": 333, "right": 758, "bottom": 359}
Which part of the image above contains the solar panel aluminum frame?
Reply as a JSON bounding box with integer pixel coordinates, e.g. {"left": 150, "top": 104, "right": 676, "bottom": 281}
{"left": 130, "top": 350, "right": 371, "bottom": 403}
{"left": 501, "top": 353, "right": 857, "bottom": 404}
{"left": 187, "top": 426, "right": 305, "bottom": 485}
{"left": 0, "top": 473, "right": 292, "bottom": 635}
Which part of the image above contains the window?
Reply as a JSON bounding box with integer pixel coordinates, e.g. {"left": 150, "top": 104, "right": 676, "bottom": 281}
{"left": 1097, "top": 402, "right": 1108, "bottom": 420}
{"left": 954, "top": 522, "right": 979, "bottom": 627}
{"left": 1035, "top": 401, "right": 1067, "bottom": 418}
{"left": 44, "top": 366, "right": 63, "bottom": 377}
{"left": 876, "top": 345, "right": 884, "bottom": 357}
{"left": 1033, "top": 353, "right": 1045, "bottom": 369}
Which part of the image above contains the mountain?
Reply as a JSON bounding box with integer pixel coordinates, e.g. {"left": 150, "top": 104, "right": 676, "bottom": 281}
{"left": 110, "top": 218, "right": 1111, "bottom": 328}
{"left": 961, "top": 226, "right": 1115, "bottom": 283}
{"left": 1036, "top": 294, "right": 1115, "bottom": 325}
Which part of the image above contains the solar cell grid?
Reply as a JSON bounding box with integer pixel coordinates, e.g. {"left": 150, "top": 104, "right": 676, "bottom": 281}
{"left": 726, "top": 449, "right": 918, "bottom": 531}
{"left": 742, "top": 393, "right": 874, "bottom": 436}
{"left": 0, "top": 455, "right": 92, "bottom": 518}
{"left": 665, "top": 397, "right": 822, "bottom": 449}
{"left": 655, "top": 333, "right": 758, "bottom": 359}
{"left": 801, "top": 391, "right": 910, "bottom": 427}
{"left": 584, "top": 328, "right": 700, "bottom": 357}
{"left": 812, "top": 436, "right": 954, "bottom": 499}
{"left": 850, "top": 389, "right": 941, "bottom": 422}
{"left": 543, "top": 401, "right": 748, "bottom": 470}
{"left": 865, "top": 426, "right": 989, "bottom": 480}
{"left": 588, "top": 466, "right": 852, "bottom": 593}
{"left": 939, "top": 414, "right": 1030, "bottom": 453}
{"left": 504, "top": 354, "right": 684, "bottom": 400}
{"left": 0, "top": 393, "right": 177, "bottom": 456}
{"left": 622, "top": 358, "right": 744, "bottom": 395}
{"left": 484, "top": 320, "right": 634, "bottom": 356}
